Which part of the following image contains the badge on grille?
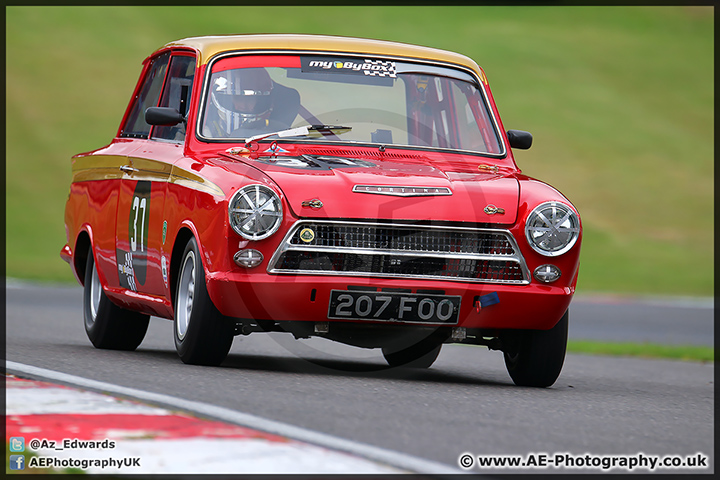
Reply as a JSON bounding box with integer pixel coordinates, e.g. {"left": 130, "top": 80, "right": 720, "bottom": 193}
{"left": 299, "top": 228, "right": 315, "bottom": 243}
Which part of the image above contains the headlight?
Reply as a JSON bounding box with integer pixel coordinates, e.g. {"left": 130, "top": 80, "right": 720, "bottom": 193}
{"left": 525, "top": 201, "right": 579, "bottom": 256}
{"left": 228, "top": 184, "right": 283, "bottom": 240}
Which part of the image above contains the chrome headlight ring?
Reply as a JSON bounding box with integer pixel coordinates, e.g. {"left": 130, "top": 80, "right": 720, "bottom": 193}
{"left": 228, "top": 184, "right": 283, "bottom": 241}
{"left": 524, "top": 201, "right": 580, "bottom": 257}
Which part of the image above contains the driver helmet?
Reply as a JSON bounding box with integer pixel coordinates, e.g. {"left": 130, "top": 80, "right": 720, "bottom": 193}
{"left": 210, "top": 68, "right": 273, "bottom": 133}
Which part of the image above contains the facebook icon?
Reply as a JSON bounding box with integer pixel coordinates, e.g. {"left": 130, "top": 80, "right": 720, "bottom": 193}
{"left": 9, "top": 455, "right": 25, "bottom": 470}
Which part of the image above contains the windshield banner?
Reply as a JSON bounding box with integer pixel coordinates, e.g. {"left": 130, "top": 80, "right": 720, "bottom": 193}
{"left": 301, "top": 56, "right": 397, "bottom": 78}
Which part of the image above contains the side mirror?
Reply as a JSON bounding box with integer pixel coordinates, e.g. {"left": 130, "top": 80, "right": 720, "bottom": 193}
{"left": 507, "top": 130, "right": 533, "bottom": 150}
{"left": 145, "top": 107, "right": 185, "bottom": 126}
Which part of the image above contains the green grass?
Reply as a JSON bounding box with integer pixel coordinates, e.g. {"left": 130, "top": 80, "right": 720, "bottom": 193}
{"left": 567, "top": 340, "right": 714, "bottom": 363}
{"left": 5, "top": 6, "right": 714, "bottom": 297}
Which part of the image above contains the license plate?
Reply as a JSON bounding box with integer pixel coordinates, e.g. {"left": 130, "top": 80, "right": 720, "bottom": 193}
{"left": 328, "top": 290, "right": 461, "bottom": 324}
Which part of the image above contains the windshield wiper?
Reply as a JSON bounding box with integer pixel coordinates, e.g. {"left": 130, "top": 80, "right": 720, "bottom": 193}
{"left": 244, "top": 124, "right": 352, "bottom": 148}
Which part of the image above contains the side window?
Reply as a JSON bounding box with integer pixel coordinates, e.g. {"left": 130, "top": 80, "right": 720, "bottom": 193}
{"left": 121, "top": 52, "right": 170, "bottom": 138}
{"left": 152, "top": 55, "right": 196, "bottom": 142}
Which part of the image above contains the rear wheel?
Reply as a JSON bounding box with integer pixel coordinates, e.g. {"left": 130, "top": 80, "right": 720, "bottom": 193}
{"left": 501, "top": 310, "right": 568, "bottom": 387}
{"left": 174, "top": 237, "right": 234, "bottom": 366}
{"left": 83, "top": 250, "right": 149, "bottom": 350}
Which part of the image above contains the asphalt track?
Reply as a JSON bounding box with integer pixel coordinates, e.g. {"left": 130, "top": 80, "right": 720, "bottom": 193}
{"left": 5, "top": 282, "right": 715, "bottom": 474}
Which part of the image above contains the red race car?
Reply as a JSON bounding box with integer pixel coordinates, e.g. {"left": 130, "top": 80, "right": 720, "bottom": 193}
{"left": 61, "top": 35, "right": 581, "bottom": 387}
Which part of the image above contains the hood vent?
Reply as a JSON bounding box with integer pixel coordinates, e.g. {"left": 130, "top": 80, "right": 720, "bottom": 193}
{"left": 297, "top": 147, "right": 425, "bottom": 160}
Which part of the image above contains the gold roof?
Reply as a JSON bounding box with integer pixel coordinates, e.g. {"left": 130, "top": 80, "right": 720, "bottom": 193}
{"left": 161, "top": 34, "right": 482, "bottom": 74}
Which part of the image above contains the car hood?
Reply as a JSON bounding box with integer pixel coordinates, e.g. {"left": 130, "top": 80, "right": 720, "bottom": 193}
{"left": 232, "top": 154, "right": 519, "bottom": 224}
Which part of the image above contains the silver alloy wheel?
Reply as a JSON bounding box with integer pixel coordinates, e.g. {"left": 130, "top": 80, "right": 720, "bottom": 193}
{"left": 176, "top": 250, "right": 196, "bottom": 341}
{"left": 89, "top": 260, "right": 102, "bottom": 323}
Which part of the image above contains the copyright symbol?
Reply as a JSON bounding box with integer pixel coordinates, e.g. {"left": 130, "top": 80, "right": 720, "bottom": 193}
{"left": 30, "top": 439, "right": 41, "bottom": 450}
{"left": 459, "top": 453, "right": 474, "bottom": 469}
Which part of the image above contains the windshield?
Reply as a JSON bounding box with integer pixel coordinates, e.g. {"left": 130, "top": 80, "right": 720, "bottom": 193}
{"left": 198, "top": 54, "right": 504, "bottom": 155}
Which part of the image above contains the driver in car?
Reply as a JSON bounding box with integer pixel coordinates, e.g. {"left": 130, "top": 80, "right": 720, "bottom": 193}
{"left": 207, "top": 67, "right": 291, "bottom": 137}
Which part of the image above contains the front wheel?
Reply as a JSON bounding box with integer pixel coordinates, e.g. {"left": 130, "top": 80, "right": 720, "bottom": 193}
{"left": 174, "top": 237, "right": 234, "bottom": 366}
{"left": 501, "top": 310, "right": 569, "bottom": 388}
{"left": 83, "top": 250, "right": 149, "bottom": 350}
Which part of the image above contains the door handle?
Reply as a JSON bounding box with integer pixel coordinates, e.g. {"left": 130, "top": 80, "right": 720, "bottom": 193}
{"left": 120, "top": 165, "right": 139, "bottom": 174}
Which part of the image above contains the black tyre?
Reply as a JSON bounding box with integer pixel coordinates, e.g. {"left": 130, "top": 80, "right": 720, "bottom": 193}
{"left": 502, "top": 310, "right": 569, "bottom": 387}
{"left": 174, "top": 236, "right": 234, "bottom": 366}
{"left": 83, "top": 250, "right": 150, "bottom": 350}
{"left": 382, "top": 331, "right": 444, "bottom": 368}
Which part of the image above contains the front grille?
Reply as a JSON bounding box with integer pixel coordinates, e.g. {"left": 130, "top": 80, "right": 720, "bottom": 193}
{"left": 268, "top": 221, "right": 529, "bottom": 284}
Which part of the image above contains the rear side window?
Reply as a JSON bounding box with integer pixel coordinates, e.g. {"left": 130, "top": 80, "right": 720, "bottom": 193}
{"left": 120, "top": 52, "right": 170, "bottom": 138}
{"left": 152, "top": 55, "right": 195, "bottom": 142}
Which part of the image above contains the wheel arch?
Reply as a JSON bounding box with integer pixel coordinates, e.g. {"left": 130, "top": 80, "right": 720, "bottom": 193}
{"left": 169, "top": 226, "right": 196, "bottom": 308}
{"left": 73, "top": 230, "right": 92, "bottom": 287}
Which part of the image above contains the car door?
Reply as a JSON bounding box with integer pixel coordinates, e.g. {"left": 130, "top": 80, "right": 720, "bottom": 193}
{"left": 116, "top": 52, "right": 195, "bottom": 298}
